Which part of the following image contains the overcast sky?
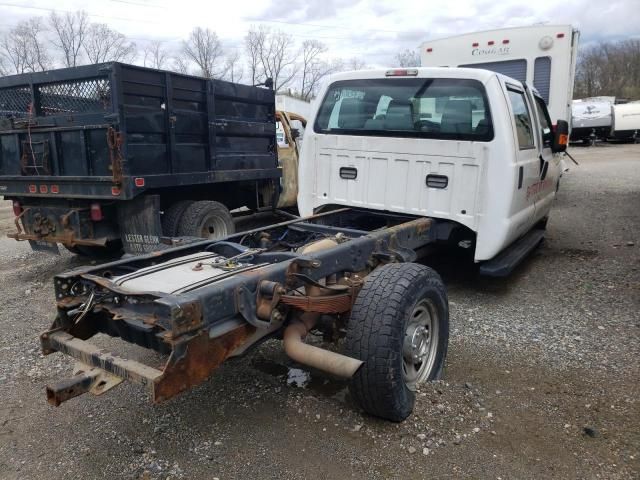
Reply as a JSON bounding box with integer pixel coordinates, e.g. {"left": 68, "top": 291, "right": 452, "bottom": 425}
{"left": 1, "top": 0, "right": 638, "bottom": 66}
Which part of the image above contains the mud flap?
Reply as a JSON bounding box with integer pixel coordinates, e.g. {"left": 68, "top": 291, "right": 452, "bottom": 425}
{"left": 28, "top": 239, "right": 60, "bottom": 255}
{"left": 117, "top": 195, "right": 163, "bottom": 254}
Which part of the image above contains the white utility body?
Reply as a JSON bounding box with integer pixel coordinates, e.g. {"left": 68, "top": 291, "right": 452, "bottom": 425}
{"left": 298, "top": 67, "right": 569, "bottom": 263}
{"left": 419, "top": 25, "right": 579, "bottom": 125}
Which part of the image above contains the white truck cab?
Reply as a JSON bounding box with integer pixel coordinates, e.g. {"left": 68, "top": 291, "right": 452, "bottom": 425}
{"left": 298, "top": 67, "right": 569, "bottom": 267}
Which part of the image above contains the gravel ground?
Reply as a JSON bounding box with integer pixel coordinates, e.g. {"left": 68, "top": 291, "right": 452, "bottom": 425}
{"left": 0, "top": 143, "right": 638, "bottom": 479}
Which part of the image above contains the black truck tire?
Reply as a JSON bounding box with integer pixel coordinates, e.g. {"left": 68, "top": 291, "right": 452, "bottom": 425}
{"left": 161, "top": 200, "right": 194, "bottom": 237}
{"left": 345, "top": 263, "right": 449, "bottom": 422}
{"left": 177, "top": 201, "right": 235, "bottom": 239}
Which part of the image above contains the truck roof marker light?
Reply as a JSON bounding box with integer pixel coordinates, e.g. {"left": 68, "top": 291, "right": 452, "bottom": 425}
{"left": 134, "top": 177, "right": 145, "bottom": 187}
{"left": 502, "top": 39, "right": 510, "bottom": 44}
{"left": 90, "top": 203, "right": 103, "bottom": 222}
{"left": 488, "top": 40, "right": 495, "bottom": 46}
{"left": 472, "top": 42, "right": 479, "bottom": 47}
{"left": 111, "top": 186, "right": 121, "bottom": 196}
{"left": 385, "top": 69, "right": 419, "bottom": 77}
{"left": 557, "top": 33, "right": 565, "bottom": 38}
{"left": 426, "top": 47, "right": 433, "bottom": 52}
{"left": 51, "top": 185, "right": 59, "bottom": 193}
{"left": 39, "top": 185, "right": 48, "bottom": 194}
{"left": 28, "top": 184, "right": 36, "bottom": 193}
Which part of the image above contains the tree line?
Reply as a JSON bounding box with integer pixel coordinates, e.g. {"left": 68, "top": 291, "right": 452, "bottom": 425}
{"left": 573, "top": 39, "right": 640, "bottom": 100}
{"left": 3, "top": 12, "right": 637, "bottom": 101}
{"left": 0, "top": 11, "right": 374, "bottom": 100}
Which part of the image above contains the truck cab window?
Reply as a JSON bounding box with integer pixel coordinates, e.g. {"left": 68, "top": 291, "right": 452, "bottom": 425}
{"left": 533, "top": 95, "right": 553, "bottom": 148}
{"left": 507, "top": 89, "right": 535, "bottom": 149}
{"left": 314, "top": 78, "right": 493, "bottom": 141}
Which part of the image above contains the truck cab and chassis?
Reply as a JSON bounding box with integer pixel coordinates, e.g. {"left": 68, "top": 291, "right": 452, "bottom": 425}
{"left": 39, "top": 67, "right": 569, "bottom": 421}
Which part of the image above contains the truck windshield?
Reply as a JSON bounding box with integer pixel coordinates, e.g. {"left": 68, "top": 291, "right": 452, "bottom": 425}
{"left": 314, "top": 78, "right": 493, "bottom": 141}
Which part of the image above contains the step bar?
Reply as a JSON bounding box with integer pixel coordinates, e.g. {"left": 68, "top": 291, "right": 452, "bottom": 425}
{"left": 479, "top": 229, "right": 545, "bottom": 277}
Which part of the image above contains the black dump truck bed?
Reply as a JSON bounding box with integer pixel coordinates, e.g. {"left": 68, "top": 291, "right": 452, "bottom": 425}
{"left": 0, "top": 62, "right": 279, "bottom": 200}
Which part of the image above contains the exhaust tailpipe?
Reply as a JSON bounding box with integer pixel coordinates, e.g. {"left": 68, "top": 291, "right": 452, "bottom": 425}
{"left": 283, "top": 313, "right": 363, "bottom": 378}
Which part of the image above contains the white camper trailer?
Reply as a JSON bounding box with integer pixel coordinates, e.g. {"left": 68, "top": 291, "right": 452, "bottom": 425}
{"left": 420, "top": 25, "right": 579, "bottom": 125}
{"left": 611, "top": 102, "right": 640, "bottom": 141}
{"left": 571, "top": 98, "right": 613, "bottom": 144}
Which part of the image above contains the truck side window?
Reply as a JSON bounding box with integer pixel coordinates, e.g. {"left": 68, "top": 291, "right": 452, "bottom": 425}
{"left": 533, "top": 95, "right": 553, "bottom": 148}
{"left": 507, "top": 89, "right": 534, "bottom": 149}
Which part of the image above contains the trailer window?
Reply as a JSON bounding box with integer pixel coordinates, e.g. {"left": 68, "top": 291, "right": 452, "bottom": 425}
{"left": 507, "top": 89, "right": 535, "bottom": 149}
{"left": 533, "top": 57, "right": 551, "bottom": 105}
{"left": 460, "top": 59, "right": 527, "bottom": 84}
{"left": 314, "top": 78, "right": 493, "bottom": 141}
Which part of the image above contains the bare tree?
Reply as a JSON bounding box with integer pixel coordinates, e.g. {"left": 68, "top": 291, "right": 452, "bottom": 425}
{"left": 395, "top": 48, "right": 420, "bottom": 68}
{"left": 0, "top": 18, "right": 51, "bottom": 73}
{"left": 574, "top": 39, "right": 640, "bottom": 99}
{"left": 299, "top": 40, "right": 342, "bottom": 100}
{"left": 183, "top": 27, "right": 224, "bottom": 78}
{"left": 49, "top": 10, "right": 89, "bottom": 67}
{"left": 171, "top": 56, "right": 190, "bottom": 74}
{"left": 345, "top": 57, "right": 367, "bottom": 71}
{"left": 0, "top": 55, "right": 7, "bottom": 76}
{"left": 247, "top": 26, "right": 297, "bottom": 92}
{"left": 143, "top": 40, "right": 169, "bottom": 69}
{"left": 245, "top": 26, "right": 266, "bottom": 85}
{"left": 222, "top": 50, "right": 244, "bottom": 83}
{"left": 84, "top": 23, "right": 136, "bottom": 64}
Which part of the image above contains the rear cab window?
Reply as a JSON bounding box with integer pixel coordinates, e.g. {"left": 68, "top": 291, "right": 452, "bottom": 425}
{"left": 314, "top": 78, "right": 494, "bottom": 141}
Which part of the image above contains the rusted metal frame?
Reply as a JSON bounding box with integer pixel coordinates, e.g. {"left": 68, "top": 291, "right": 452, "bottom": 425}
{"left": 8, "top": 231, "right": 108, "bottom": 247}
{"left": 41, "top": 330, "right": 163, "bottom": 387}
{"left": 46, "top": 363, "right": 124, "bottom": 406}
{"left": 51, "top": 208, "right": 353, "bottom": 284}
{"left": 43, "top": 215, "right": 435, "bottom": 404}
{"left": 46, "top": 368, "right": 101, "bottom": 406}
{"left": 41, "top": 323, "right": 256, "bottom": 405}
{"left": 57, "top": 214, "right": 435, "bottom": 340}
{"left": 174, "top": 216, "right": 435, "bottom": 332}
{"left": 53, "top": 212, "right": 433, "bottom": 338}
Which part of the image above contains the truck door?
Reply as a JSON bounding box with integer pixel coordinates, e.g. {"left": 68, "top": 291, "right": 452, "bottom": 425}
{"left": 528, "top": 89, "right": 560, "bottom": 222}
{"left": 505, "top": 83, "right": 540, "bottom": 236}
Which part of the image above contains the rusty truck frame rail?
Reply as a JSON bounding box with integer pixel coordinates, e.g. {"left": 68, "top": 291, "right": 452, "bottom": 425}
{"left": 41, "top": 208, "right": 445, "bottom": 406}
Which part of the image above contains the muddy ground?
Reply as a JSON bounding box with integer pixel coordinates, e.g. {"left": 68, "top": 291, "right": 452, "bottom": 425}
{"left": 0, "top": 143, "right": 638, "bottom": 479}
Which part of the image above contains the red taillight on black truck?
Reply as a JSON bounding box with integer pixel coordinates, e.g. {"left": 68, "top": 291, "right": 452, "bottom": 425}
{"left": 90, "top": 203, "right": 103, "bottom": 222}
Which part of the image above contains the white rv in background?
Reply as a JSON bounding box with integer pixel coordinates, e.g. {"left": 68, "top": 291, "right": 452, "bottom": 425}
{"left": 420, "top": 25, "right": 579, "bottom": 125}
{"left": 571, "top": 98, "right": 613, "bottom": 143}
{"left": 611, "top": 102, "right": 640, "bottom": 141}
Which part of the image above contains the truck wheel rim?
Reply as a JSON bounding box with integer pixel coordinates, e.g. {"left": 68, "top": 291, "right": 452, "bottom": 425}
{"left": 199, "top": 215, "right": 229, "bottom": 239}
{"left": 402, "top": 299, "right": 438, "bottom": 389}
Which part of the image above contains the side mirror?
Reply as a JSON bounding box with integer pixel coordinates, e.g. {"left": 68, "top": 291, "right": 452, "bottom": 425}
{"left": 552, "top": 120, "right": 569, "bottom": 153}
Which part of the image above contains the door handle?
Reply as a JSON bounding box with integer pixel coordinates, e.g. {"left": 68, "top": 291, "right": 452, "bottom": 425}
{"left": 339, "top": 167, "right": 357, "bottom": 180}
{"left": 518, "top": 166, "right": 523, "bottom": 189}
